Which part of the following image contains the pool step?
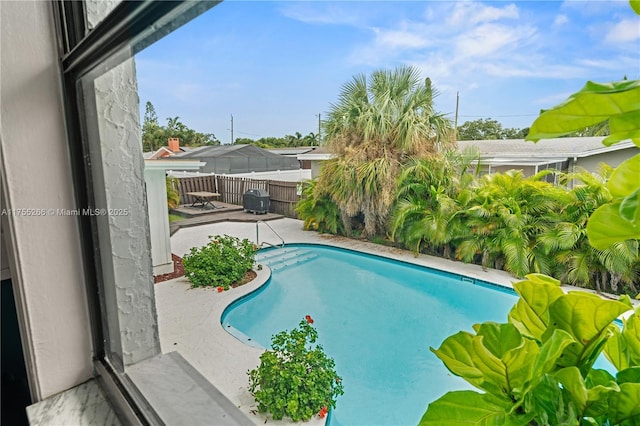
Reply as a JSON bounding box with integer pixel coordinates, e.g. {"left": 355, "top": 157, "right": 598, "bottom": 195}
{"left": 255, "top": 247, "right": 299, "bottom": 263}
{"left": 270, "top": 252, "right": 319, "bottom": 272}
{"left": 255, "top": 247, "right": 319, "bottom": 272}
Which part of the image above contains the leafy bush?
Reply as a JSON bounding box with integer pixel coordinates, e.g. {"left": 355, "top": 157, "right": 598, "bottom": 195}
{"left": 248, "top": 318, "right": 344, "bottom": 421}
{"left": 166, "top": 176, "right": 180, "bottom": 210}
{"left": 182, "top": 235, "right": 256, "bottom": 290}
{"left": 421, "top": 273, "right": 640, "bottom": 425}
{"left": 296, "top": 179, "right": 345, "bottom": 235}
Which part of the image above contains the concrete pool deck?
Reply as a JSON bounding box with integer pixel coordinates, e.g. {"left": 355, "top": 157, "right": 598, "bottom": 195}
{"left": 155, "top": 218, "right": 521, "bottom": 424}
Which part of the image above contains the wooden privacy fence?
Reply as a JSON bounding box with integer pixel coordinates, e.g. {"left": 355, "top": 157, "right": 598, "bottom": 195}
{"left": 175, "top": 175, "right": 300, "bottom": 218}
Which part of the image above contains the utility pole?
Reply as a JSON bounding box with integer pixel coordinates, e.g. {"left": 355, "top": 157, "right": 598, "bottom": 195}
{"left": 230, "top": 114, "right": 234, "bottom": 145}
{"left": 317, "top": 113, "right": 321, "bottom": 145}
{"left": 454, "top": 92, "right": 460, "bottom": 141}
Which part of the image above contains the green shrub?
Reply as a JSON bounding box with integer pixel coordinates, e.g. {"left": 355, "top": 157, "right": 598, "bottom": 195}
{"left": 421, "top": 273, "right": 640, "bottom": 425}
{"left": 182, "top": 235, "right": 256, "bottom": 290}
{"left": 248, "top": 318, "right": 344, "bottom": 421}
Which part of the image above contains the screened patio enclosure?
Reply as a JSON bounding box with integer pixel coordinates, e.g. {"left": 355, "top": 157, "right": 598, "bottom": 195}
{"left": 175, "top": 144, "right": 301, "bottom": 174}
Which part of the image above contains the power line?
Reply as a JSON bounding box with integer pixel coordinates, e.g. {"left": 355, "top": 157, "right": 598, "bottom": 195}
{"left": 457, "top": 114, "right": 538, "bottom": 118}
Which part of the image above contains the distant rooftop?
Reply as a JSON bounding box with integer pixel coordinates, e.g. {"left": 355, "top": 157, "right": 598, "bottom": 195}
{"left": 457, "top": 137, "right": 635, "bottom": 159}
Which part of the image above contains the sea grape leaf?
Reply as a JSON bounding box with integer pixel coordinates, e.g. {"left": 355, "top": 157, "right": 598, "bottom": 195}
{"left": 587, "top": 202, "right": 640, "bottom": 251}
{"left": 608, "top": 382, "right": 640, "bottom": 426}
{"left": 526, "top": 80, "right": 640, "bottom": 146}
{"left": 509, "top": 276, "right": 564, "bottom": 341}
{"left": 419, "top": 390, "right": 526, "bottom": 426}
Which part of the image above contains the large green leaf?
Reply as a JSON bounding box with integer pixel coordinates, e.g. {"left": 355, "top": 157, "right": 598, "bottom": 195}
{"left": 419, "top": 391, "right": 526, "bottom": 426}
{"left": 526, "top": 80, "right": 640, "bottom": 145}
{"left": 431, "top": 331, "right": 485, "bottom": 390}
{"left": 584, "top": 369, "right": 619, "bottom": 418}
{"left": 532, "top": 329, "right": 576, "bottom": 380}
{"left": 473, "top": 323, "right": 538, "bottom": 398}
{"left": 509, "top": 276, "right": 565, "bottom": 341}
{"left": 608, "top": 382, "right": 640, "bottom": 425}
{"left": 555, "top": 367, "right": 588, "bottom": 414}
{"left": 587, "top": 203, "right": 640, "bottom": 250}
{"left": 605, "top": 110, "right": 640, "bottom": 146}
{"left": 608, "top": 154, "right": 640, "bottom": 199}
{"left": 605, "top": 313, "right": 640, "bottom": 371}
{"left": 618, "top": 367, "right": 640, "bottom": 385}
{"left": 529, "top": 374, "right": 580, "bottom": 426}
{"left": 606, "top": 325, "right": 632, "bottom": 371}
{"left": 624, "top": 314, "right": 640, "bottom": 365}
{"left": 547, "top": 293, "right": 631, "bottom": 371}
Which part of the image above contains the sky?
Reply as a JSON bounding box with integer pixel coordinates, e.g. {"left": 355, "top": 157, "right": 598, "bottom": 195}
{"left": 136, "top": 1, "right": 640, "bottom": 144}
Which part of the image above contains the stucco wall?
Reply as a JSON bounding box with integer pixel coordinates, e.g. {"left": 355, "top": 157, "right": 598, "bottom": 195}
{"left": 0, "top": 1, "right": 93, "bottom": 400}
{"left": 575, "top": 147, "right": 637, "bottom": 173}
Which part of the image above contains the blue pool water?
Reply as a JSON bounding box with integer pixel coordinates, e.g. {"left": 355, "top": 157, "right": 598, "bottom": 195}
{"left": 222, "top": 244, "right": 520, "bottom": 425}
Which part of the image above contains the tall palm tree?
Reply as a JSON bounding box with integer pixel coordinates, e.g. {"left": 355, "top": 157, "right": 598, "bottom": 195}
{"left": 319, "top": 66, "right": 454, "bottom": 237}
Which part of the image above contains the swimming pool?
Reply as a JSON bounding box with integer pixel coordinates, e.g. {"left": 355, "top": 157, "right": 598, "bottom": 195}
{"left": 222, "top": 244, "right": 519, "bottom": 425}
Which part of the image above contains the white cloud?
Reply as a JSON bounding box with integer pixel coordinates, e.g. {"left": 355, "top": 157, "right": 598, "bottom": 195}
{"left": 454, "top": 23, "right": 536, "bottom": 59}
{"left": 553, "top": 14, "right": 569, "bottom": 27}
{"left": 279, "top": 3, "right": 366, "bottom": 27}
{"left": 604, "top": 18, "right": 640, "bottom": 43}
{"left": 372, "top": 26, "right": 430, "bottom": 49}
{"left": 448, "top": 2, "right": 519, "bottom": 26}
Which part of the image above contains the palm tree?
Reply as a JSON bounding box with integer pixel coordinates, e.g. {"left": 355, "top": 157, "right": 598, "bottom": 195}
{"left": 539, "top": 168, "right": 639, "bottom": 293}
{"left": 390, "top": 151, "right": 475, "bottom": 257}
{"left": 455, "top": 170, "right": 564, "bottom": 276}
{"left": 319, "top": 66, "right": 454, "bottom": 237}
{"left": 295, "top": 180, "right": 344, "bottom": 235}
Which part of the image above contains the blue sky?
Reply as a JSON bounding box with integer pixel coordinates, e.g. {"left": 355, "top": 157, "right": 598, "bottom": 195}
{"left": 136, "top": 1, "right": 640, "bottom": 144}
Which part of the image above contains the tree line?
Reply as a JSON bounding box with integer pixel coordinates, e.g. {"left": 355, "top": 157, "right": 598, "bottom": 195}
{"left": 456, "top": 117, "right": 609, "bottom": 140}
{"left": 142, "top": 101, "right": 220, "bottom": 152}
{"left": 295, "top": 65, "right": 637, "bottom": 296}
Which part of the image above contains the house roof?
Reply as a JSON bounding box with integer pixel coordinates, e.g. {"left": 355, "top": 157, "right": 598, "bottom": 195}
{"left": 457, "top": 137, "right": 635, "bottom": 159}
{"left": 266, "top": 147, "right": 317, "bottom": 156}
{"left": 295, "top": 137, "right": 636, "bottom": 165}
{"left": 143, "top": 146, "right": 174, "bottom": 159}
{"left": 175, "top": 144, "right": 288, "bottom": 159}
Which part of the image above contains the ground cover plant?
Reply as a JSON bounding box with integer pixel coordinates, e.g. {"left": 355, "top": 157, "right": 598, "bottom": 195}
{"left": 248, "top": 317, "right": 344, "bottom": 421}
{"left": 182, "top": 234, "right": 256, "bottom": 290}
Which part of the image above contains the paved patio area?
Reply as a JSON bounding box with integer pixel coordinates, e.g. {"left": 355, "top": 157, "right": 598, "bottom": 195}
{"left": 155, "top": 218, "right": 518, "bottom": 424}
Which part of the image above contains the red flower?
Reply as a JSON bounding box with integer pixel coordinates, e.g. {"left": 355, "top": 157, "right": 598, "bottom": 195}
{"left": 305, "top": 315, "right": 314, "bottom": 324}
{"left": 318, "top": 406, "right": 328, "bottom": 418}
{"left": 216, "top": 286, "right": 224, "bottom": 293}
